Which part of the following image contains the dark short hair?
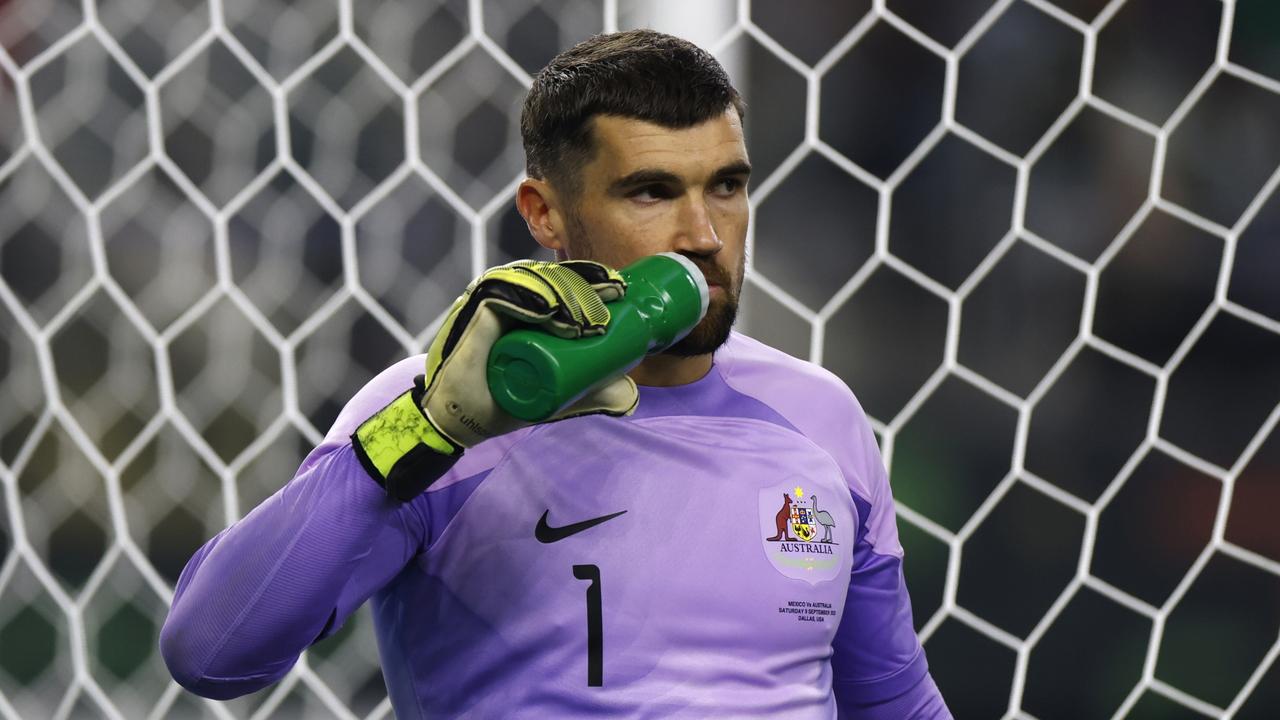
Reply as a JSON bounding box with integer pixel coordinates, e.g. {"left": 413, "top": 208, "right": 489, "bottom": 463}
{"left": 521, "top": 29, "right": 745, "bottom": 196}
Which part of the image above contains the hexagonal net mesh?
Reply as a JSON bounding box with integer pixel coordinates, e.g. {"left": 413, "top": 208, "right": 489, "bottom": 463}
{"left": 0, "top": 0, "right": 1278, "bottom": 718}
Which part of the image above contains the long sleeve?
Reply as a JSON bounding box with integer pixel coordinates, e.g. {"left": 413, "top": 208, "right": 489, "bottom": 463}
{"left": 830, "top": 397, "right": 951, "bottom": 718}
{"left": 830, "top": 545, "right": 950, "bottom": 717}
{"left": 836, "top": 670, "right": 951, "bottom": 719}
{"left": 159, "top": 441, "right": 424, "bottom": 699}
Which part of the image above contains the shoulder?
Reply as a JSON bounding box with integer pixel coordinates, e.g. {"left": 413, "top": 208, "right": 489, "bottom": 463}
{"left": 717, "top": 332, "right": 885, "bottom": 504}
{"left": 719, "top": 333, "right": 904, "bottom": 558}
{"left": 717, "top": 332, "right": 869, "bottom": 435}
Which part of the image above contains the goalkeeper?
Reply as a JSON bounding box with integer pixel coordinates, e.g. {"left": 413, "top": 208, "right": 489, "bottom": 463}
{"left": 160, "top": 29, "right": 951, "bottom": 718}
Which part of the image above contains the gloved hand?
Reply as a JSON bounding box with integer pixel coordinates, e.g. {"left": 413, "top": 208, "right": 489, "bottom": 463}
{"left": 351, "top": 259, "right": 638, "bottom": 500}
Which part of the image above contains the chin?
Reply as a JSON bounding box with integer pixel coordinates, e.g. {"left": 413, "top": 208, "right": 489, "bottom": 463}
{"left": 664, "top": 293, "right": 738, "bottom": 357}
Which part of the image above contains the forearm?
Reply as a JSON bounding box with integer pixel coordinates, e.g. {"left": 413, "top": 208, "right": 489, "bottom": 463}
{"left": 159, "top": 443, "right": 413, "bottom": 699}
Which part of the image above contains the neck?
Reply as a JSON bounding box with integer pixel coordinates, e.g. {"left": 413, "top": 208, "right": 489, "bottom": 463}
{"left": 628, "top": 352, "right": 713, "bottom": 387}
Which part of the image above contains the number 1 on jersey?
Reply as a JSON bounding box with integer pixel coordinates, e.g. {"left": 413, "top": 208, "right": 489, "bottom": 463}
{"left": 573, "top": 564, "right": 603, "bottom": 687}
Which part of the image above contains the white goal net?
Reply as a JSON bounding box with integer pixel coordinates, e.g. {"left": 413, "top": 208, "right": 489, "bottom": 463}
{"left": 0, "top": 0, "right": 1278, "bottom": 718}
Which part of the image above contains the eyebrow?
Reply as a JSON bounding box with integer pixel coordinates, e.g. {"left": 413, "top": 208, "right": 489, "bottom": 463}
{"left": 608, "top": 161, "right": 753, "bottom": 195}
{"left": 712, "top": 161, "right": 753, "bottom": 181}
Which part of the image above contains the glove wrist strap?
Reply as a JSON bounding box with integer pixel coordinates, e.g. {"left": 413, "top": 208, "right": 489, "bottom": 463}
{"left": 351, "top": 375, "right": 462, "bottom": 501}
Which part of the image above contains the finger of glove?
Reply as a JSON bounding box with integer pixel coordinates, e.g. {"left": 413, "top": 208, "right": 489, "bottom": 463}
{"left": 459, "top": 267, "right": 594, "bottom": 340}
{"left": 484, "top": 260, "right": 618, "bottom": 332}
{"left": 426, "top": 272, "right": 556, "bottom": 384}
{"left": 557, "top": 260, "right": 627, "bottom": 303}
{"left": 510, "top": 262, "right": 612, "bottom": 335}
{"left": 549, "top": 375, "right": 639, "bottom": 421}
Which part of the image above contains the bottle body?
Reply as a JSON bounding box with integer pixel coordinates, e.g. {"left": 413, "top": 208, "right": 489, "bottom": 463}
{"left": 487, "top": 253, "right": 709, "bottom": 421}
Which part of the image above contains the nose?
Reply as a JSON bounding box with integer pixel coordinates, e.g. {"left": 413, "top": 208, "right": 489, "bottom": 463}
{"left": 674, "top": 195, "right": 722, "bottom": 257}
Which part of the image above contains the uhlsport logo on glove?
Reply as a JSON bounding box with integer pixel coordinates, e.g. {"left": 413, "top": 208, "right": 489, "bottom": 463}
{"left": 443, "top": 400, "right": 492, "bottom": 439}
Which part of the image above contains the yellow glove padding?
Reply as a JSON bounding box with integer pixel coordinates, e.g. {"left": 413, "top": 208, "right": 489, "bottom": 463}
{"left": 353, "top": 260, "right": 639, "bottom": 500}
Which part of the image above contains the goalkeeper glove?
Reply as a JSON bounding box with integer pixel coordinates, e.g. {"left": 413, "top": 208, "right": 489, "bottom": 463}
{"left": 351, "top": 259, "right": 639, "bottom": 500}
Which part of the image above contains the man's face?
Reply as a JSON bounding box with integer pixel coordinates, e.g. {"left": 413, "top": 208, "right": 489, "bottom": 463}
{"left": 558, "top": 108, "right": 751, "bottom": 356}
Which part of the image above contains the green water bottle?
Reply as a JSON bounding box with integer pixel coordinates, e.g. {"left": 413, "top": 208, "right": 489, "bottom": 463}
{"left": 487, "top": 252, "right": 710, "bottom": 422}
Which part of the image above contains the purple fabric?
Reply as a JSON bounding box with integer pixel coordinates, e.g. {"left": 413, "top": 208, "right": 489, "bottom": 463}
{"left": 837, "top": 666, "right": 949, "bottom": 719}
{"left": 420, "top": 469, "right": 491, "bottom": 550}
{"left": 160, "top": 331, "right": 950, "bottom": 717}
{"left": 718, "top": 335, "right": 905, "bottom": 559}
{"left": 160, "top": 443, "right": 420, "bottom": 699}
{"left": 630, "top": 359, "right": 798, "bottom": 430}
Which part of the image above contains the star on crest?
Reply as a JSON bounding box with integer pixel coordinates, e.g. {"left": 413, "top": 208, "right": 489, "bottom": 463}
{"left": 794, "top": 486, "right": 804, "bottom": 499}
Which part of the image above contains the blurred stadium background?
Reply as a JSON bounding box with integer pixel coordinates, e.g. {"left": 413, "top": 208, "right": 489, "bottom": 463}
{"left": 0, "top": 0, "right": 1278, "bottom": 718}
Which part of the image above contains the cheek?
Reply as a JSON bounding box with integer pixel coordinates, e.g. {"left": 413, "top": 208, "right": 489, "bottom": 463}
{"left": 713, "top": 200, "right": 749, "bottom": 240}
{"left": 576, "top": 210, "right": 668, "bottom": 266}
{"left": 716, "top": 205, "right": 749, "bottom": 261}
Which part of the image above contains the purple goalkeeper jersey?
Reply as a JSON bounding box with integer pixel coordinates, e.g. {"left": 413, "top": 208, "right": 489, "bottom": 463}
{"left": 161, "top": 332, "right": 950, "bottom": 718}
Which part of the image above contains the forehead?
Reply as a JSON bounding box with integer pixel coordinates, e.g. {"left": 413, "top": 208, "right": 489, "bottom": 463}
{"left": 586, "top": 110, "right": 747, "bottom": 177}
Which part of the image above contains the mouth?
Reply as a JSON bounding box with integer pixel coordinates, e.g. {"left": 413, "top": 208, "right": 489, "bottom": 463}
{"left": 673, "top": 255, "right": 731, "bottom": 299}
{"left": 695, "top": 267, "right": 728, "bottom": 291}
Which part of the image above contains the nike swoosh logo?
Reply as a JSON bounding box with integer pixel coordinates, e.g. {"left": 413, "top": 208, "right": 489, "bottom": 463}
{"left": 535, "top": 509, "right": 627, "bottom": 543}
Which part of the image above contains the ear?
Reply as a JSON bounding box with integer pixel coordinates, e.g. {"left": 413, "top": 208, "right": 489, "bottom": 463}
{"left": 516, "top": 178, "right": 566, "bottom": 255}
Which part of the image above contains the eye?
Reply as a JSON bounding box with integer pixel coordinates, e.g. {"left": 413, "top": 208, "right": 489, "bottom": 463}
{"left": 713, "top": 177, "right": 745, "bottom": 196}
{"left": 630, "top": 184, "right": 675, "bottom": 203}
